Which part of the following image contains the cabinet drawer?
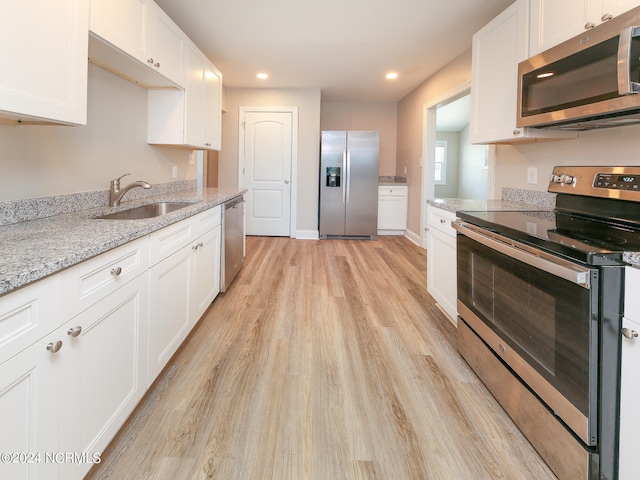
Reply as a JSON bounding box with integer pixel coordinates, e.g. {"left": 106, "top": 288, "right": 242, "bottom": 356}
{"left": 192, "top": 205, "right": 221, "bottom": 238}
{"left": 626, "top": 266, "right": 640, "bottom": 322}
{"left": 61, "top": 236, "right": 148, "bottom": 319}
{"left": 428, "top": 206, "right": 457, "bottom": 237}
{"left": 378, "top": 186, "right": 408, "bottom": 196}
{"left": 149, "top": 216, "right": 194, "bottom": 266}
{"left": 0, "top": 274, "right": 62, "bottom": 366}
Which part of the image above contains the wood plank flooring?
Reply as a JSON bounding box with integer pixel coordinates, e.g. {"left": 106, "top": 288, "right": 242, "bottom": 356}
{"left": 87, "top": 236, "right": 556, "bottom": 480}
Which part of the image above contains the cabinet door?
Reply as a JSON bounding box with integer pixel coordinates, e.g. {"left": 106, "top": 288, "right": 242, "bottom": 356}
{"left": 470, "top": 0, "right": 576, "bottom": 144}
{"left": 619, "top": 315, "right": 640, "bottom": 480}
{"left": 185, "top": 43, "right": 207, "bottom": 148}
{"left": 426, "top": 225, "right": 457, "bottom": 324}
{"left": 377, "top": 197, "right": 408, "bottom": 230}
{"left": 185, "top": 42, "right": 222, "bottom": 149}
{"left": 60, "top": 273, "right": 148, "bottom": 479}
{"left": 204, "top": 62, "right": 223, "bottom": 150}
{"left": 0, "top": 334, "right": 61, "bottom": 480}
{"left": 0, "top": 0, "right": 88, "bottom": 125}
{"left": 191, "top": 225, "right": 221, "bottom": 324}
{"left": 529, "top": 0, "right": 590, "bottom": 56}
{"left": 90, "top": 0, "right": 150, "bottom": 65}
{"left": 148, "top": 246, "right": 192, "bottom": 381}
{"left": 601, "top": 0, "right": 640, "bottom": 17}
{"left": 470, "top": 1, "right": 526, "bottom": 144}
{"left": 148, "top": 2, "right": 187, "bottom": 88}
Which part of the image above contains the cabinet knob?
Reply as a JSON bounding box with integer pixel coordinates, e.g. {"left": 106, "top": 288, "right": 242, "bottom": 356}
{"left": 154, "top": 62, "right": 160, "bottom": 68}
{"left": 192, "top": 242, "right": 204, "bottom": 250}
{"left": 584, "top": 21, "right": 596, "bottom": 29}
{"left": 622, "top": 328, "right": 639, "bottom": 339}
{"left": 440, "top": 218, "right": 446, "bottom": 224}
{"left": 147, "top": 58, "right": 154, "bottom": 64}
{"left": 47, "top": 341, "right": 63, "bottom": 353}
{"left": 111, "top": 267, "right": 122, "bottom": 276}
{"left": 67, "top": 326, "right": 82, "bottom": 338}
{"left": 513, "top": 129, "right": 521, "bottom": 136}
{"left": 601, "top": 13, "right": 613, "bottom": 22}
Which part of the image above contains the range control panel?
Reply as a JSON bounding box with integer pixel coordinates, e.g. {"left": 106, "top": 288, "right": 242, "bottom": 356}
{"left": 548, "top": 166, "right": 640, "bottom": 201}
{"left": 594, "top": 173, "right": 640, "bottom": 190}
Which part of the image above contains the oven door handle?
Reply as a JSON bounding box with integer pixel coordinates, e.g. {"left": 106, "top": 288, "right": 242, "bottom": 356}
{"left": 453, "top": 221, "right": 592, "bottom": 288}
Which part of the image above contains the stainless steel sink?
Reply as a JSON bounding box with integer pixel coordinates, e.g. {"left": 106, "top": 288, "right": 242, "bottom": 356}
{"left": 95, "top": 202, "right": 195, "bottom": 220}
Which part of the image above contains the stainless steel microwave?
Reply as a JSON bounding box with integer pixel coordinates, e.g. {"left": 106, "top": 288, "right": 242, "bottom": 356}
{"left": 517, "top": 6, "right": 640, "bottom": 130}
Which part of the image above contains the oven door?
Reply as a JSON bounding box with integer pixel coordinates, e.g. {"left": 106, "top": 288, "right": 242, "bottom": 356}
{"left": 454, "top": 221, "right": 599, "bottom": 446}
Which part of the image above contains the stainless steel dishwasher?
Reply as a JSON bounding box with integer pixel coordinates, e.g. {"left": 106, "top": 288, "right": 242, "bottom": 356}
{"left": 220, "top": 195, "right": 244, "bottom": 292}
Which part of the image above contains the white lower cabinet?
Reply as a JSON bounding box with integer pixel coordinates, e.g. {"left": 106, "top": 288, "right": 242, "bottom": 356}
{"left": 0, "top": 331, "right": 61, "bottom": 480}
{"left": 426, "top": 206, "right": 457, "bottom": 323}
{"left": 59, "top": 273, "right": 148, "bottom": 479}
{"left": 148, "top": 244, "right": 193, "bottom": 380}
{"left": 0, "top": 204, "right": 223, "bottom": 480}
{"left": 148, "top": 207, "right": 222, "bottom": 380}
{"left": 192, "top": 225, "right": 222, "bottom": 324}
{"left": 377, "top": 185, "right": 408, "bottom": 234}
{"left": 619, "top": 266, "right": 640, "bottom": 479}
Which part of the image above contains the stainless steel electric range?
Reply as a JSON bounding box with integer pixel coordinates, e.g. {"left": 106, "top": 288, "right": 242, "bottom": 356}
{"left": 453, "top": 166, "right": 640, "bottom": 480}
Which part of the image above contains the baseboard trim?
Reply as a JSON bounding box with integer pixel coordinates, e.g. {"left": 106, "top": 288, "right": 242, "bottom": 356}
{"left": 295, "top": 230, "right": 319, "bottom": 240}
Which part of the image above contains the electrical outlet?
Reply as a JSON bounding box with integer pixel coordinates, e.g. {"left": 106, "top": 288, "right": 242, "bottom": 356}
{"left": 403, "top": 166, "right": 407, "bottom": 175}
{"left": 527, "top": 167, "right": 537, "bottom": 185}
{"left": 171, "top": 166, "right": 178, "bottom": 178}
{"left": 188, "top": 152, "right": 195, "bottom": 165}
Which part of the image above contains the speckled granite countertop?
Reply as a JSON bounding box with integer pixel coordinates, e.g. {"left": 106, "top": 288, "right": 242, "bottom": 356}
{"left": 379, "top": 176, "right": 408, "bottom": 186}
{"left": 427, "top": 198, "right": 552, "bottom": 213}
{"left": 0, "top": 188, "right": 245, "bottom": 296}
{"left": 427, "top": 190, "right": 640, "bottom": 267}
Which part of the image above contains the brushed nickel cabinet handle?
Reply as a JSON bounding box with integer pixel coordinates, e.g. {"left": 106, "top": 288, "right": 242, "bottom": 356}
{"left": 585, "top": 21, "right": 596, "bottom": 29}
{"left": 111, "top": 267, "right": 122, "bottom": 276}
{"left": 601, "top": 13, "right": 613, "bottom": 22}
{"left": 622, "top": 328, "right": 639, "bottom": 339}
{"left": 47, "top": 341, "right": 63, "bottom": 353}
{"left": 67, "top": 326, "right": 82, "bottom": 337}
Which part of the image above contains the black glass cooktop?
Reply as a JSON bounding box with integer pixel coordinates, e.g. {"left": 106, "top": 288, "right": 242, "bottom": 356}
{"left": 456, "top": 209, "right": 640, "bottom": 266}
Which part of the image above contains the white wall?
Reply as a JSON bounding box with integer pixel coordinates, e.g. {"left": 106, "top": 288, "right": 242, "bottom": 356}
{"left": 458, "top": 124, "right": 487, "bottom": 199}
{"left": 434, "top": 131, "right": 460, "bottom": 198}
{"left": 218, "top": 88, "right": 322, "bottom": 233}
{"left": 0, "top": 64, "right": 194, "bottom": 202}
{"left": 320, "top": 102, "right": 398, "bottom": 176}
{"left": 494, "top": 125, "right": 640, "bottom": 192}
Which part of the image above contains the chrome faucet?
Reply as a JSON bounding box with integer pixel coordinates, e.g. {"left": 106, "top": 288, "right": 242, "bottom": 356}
{"left": 109, "top": 174, "right": 151, "bottom": 207}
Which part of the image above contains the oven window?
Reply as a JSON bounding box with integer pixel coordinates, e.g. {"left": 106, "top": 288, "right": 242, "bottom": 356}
{"left": 458, "top": 235, "right": 594, "bottom": 415}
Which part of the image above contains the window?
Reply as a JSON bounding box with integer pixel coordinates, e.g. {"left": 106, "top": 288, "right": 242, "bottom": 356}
{"left": 434, "top": 141, "right": 447, "bottom": 185}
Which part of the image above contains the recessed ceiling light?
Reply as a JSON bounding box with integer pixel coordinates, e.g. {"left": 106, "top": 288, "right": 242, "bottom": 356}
{"left": 385, "top": 72, "right": 398, "bottom": 80}
{"left": 257, "top": 73, "right": 269, "bottom": 79}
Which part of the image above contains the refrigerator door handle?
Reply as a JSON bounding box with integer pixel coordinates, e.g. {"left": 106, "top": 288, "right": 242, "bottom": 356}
{"left": 346, "top": 148, "right": 351, "bottom": 203}
{"left": 342, "top": 148, "right": 347, "bottom": 203}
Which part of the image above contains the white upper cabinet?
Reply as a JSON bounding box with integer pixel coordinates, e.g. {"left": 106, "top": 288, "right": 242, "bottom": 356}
{"left": 470, "top": 0, "right": 576, "bottom": 144}
{"left": 89, "top": 0, "right": 187, "bottom": 88}
{"left": 0, "top": 0, "right": 89, "bottom": 125}
{"left": 530, "top": 0, "right": 640, "bottom": 56}
{"left": 147, "top": 40, "right": 222, "bottom": 150}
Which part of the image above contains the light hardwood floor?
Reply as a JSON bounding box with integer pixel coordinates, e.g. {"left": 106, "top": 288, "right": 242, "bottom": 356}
{"left": 87, "top": 236, "right": 556, "bottom": 480}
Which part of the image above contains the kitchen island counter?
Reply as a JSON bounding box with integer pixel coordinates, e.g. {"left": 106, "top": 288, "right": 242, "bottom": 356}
{"left": 0, "top": 188, "right": 245, "bottom": 296}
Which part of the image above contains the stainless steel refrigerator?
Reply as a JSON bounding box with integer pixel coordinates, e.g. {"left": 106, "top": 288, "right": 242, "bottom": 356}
{"left": 319, "top": 131, "right": 379, "bottom": 239}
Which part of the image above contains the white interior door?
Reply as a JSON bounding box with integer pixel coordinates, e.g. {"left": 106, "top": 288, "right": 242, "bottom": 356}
{"left": 241, "top": 110, "right": 294, "bottom": 236}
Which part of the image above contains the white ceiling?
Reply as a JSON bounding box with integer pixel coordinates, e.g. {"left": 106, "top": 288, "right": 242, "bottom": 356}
{"left": 155, "top": 0, "right": 513, "bottom": 103}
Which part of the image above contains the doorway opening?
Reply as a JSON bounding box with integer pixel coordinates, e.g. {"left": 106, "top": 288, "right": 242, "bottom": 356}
{"left": 420, "top": 82, "right": 492, "bottom": 247}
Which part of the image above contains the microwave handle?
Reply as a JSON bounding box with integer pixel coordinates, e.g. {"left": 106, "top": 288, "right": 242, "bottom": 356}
{"left": 618, "top": 26, "right": 640, "bottom": 95}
